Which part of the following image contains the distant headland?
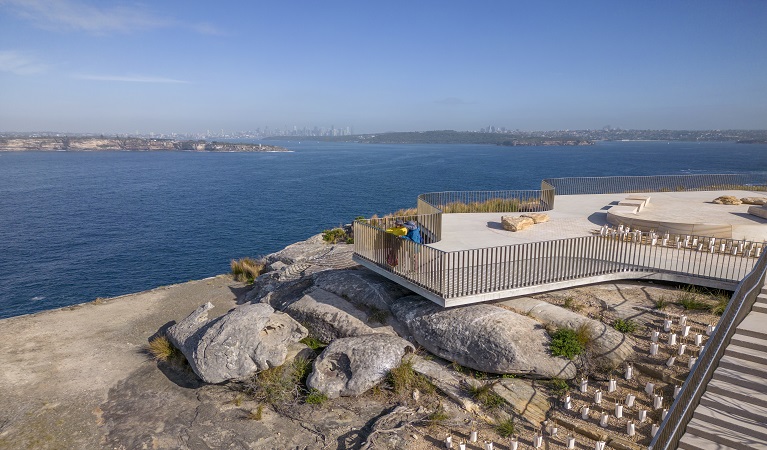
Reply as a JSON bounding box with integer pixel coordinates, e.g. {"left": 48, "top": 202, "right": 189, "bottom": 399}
{"left": 0, "top": 136, "right": 290, "bottom": 152}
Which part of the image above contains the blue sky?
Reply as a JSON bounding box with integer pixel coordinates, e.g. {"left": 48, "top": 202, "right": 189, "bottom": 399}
{"left": 1, "top": 1, "right": 765, "bottom": 134}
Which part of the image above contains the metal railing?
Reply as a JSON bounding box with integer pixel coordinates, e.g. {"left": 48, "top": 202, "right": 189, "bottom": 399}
{"left": 543, "top": 173, "right": 767, "bottom": 195}
{"left": 648, "top": 249, "right": 767, "bottom": 450}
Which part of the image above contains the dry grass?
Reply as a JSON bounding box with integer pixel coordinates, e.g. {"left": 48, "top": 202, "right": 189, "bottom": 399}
{"left": 147, "top": 335, "right": 182, "bottom": 362}
{"left": 230, "top": 257, "right": 266, "bottom": 283}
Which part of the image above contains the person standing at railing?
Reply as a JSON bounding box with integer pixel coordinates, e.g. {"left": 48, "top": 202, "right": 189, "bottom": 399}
{"left": 402, "top": 220, "right": 422, "bottom": 272}
{"left": 384, "top": 219, "right": 408, "bottom": 266}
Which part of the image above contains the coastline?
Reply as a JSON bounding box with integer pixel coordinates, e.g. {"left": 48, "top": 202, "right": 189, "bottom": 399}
{"left": 0, "top": 137, "right": 290, "bottom": 152}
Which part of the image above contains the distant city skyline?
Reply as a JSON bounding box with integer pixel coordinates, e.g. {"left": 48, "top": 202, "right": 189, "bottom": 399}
{"left": 1, "top": 1, "right": 766, "bottom": 134}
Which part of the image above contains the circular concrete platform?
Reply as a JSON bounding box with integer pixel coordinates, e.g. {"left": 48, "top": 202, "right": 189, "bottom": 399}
{"left": 607, "top": 190, "right": 767, "bottom": 239}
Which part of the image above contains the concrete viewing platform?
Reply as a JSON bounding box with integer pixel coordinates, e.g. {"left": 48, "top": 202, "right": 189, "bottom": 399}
{"left": 431, "top": 190, "right": 767, "bottom": 254}
{"left": 354, "top": 186, "right": 767, "bottom": 308}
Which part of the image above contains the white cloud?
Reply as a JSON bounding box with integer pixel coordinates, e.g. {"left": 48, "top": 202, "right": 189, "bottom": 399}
{"left": 0, "top": 0, "right": 222, "bottom": 35}
{"left": 73, "top": 74, "right": 189, "bottom": 83}
{"left": 0, "top": 50, "right": 47, "bottom": 75}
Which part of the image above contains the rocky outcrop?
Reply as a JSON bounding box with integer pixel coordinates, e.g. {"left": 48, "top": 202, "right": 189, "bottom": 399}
{"left": 498, "top": 298, "right": 633, "bottom": 369}
{"left": 712, "top": 195, "right": 742, "bottom": 205}
{"left": 502, "top": 216, "right": 535, "bottom": 232}
{"left": 312, "top": 269, "right": 411, "bottom": 311}
{"left": 166, "top": 302, "right": 308, "bottom": 383}
{"left": 307, "top": 334, "right": 414, "bottom": 398}
{"left": 748, "top": 204, "right": 767, "bottom": 220}
{"left": 521, "top": 213, "right": 550, "bottom": 224}
{"left": 391, "top": 296, "right": 577, "bottom": 378}
{"left": 284, "top": 288, "right": 385, "bottom": 342}
{"left": 741, "top": 197, "right": 767, "bottom": 205}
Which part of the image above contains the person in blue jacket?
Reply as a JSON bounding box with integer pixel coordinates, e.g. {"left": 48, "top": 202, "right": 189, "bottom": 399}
{"left": 402, "top": 220, "right": 421, "bottom": 244}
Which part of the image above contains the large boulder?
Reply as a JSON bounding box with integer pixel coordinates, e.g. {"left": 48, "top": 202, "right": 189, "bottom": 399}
{"left": 712, "top": 195, "right": 742, "bottom": 205}
{"left": 167, "top": 302, "right": 308, "bottom": 383}
{"left": 521, "top": 213, "right": 550, "bottom": 224}
{"left": 307, "top": 334, "right": 414, "bottom": 398}
{"left": 498, "top": 298, "right": 633, "bottom": 369}
{"left": 502, "top": 216, "right": 535, "bottom": 232}
{"left": 284, "top": 288, "right": 389, "bottom": 343}
{"left": 312, "top": 269, "right": 411, "bottom": 311}
{"left": 391, "top": 296, "right": 577, "bottom": 379}
{"left": 741, "top": 197, "right": 767, "bottom": 205}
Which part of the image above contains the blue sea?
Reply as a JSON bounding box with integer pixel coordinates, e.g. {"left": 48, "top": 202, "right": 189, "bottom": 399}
{"left": 1, "top": 140, "right": 766, "bottom": 319}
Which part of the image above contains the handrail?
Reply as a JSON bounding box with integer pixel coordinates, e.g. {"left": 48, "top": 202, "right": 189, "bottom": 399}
{"left": 648, "top": 249, "right": 767, "bottom": 450}
{"left": 543, "top": 173, "right": 767, "bottom": 195}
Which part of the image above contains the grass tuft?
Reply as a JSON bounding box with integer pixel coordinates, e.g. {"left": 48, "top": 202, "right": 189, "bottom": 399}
{"left": 495, "top": 417, "right": 516, "bottom": 437}
{"left": 562, "top": 296, "right": 582, "bottom": 312}
{"left": 465, "top": 382, "right": 505, "bottom": 409}
{"left": 710, "top": 293, "right": 731, "bottom": 316}
{"left": 655, "top": 296, "right": 670, "bottom": 311}
{"left": 230, "top": 257, "right": 266, "bottom": 283}
{"left": 427, "top": 405, "right": 450, "bottom": 425}
{"left": 247, "top": 405, "right": 263, "bottom": 420}
{"left": 387, "top": 359, "right": 435, "bottom": 398}
{"left": 147, "top": 335, "right": 182, "bottom": 362}
{"left": 546, "top": 378, "right": 569, "bottom": 396}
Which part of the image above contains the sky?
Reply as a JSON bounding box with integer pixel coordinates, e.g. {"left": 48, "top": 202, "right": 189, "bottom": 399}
{"left": 1, "top": 0, "right": 766, "bottom": 134}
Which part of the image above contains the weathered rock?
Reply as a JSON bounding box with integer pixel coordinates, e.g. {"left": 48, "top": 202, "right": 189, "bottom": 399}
{"left": 307, "top": 334, "right": 414, "bottom": 398}
{"left": 712, "top": 195, "right": 742, "bottom": 205}
{"left": 167, "top": 302, "right": 308, "bottom": 383}
{"left": 502, "top": 215, "right": 535, "bottom": 232}
{"left": 391, "top": 296, "right": 577, "bottom": 378}
{"left": 742, "top": 197, "right": 767, "bottom": 205}
{"left": 521, "top": 213, "right": 550, "bottom": 224}
{"left": 498, "top": 298, "right": 633, "bottom": 369}
{"left": 312, "top": 269, "right": 411, "bottom": 311}
{"left": 493, "top": 378, "right": 550, "bottom": 426}
{"left": 284, "top": 288, "right": 388, "bottom": 343}
{"left": 255, "top": 277, "right": 315, "bottom": 310}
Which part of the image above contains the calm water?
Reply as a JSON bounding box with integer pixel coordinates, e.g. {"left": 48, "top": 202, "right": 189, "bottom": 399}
{"left": 1, "top": 141, "right": 766, "bottom": 318}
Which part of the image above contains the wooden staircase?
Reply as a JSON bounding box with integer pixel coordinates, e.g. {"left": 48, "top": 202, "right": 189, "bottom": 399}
{"left": 678, "top": 287, "right": 767, "bottom": 450}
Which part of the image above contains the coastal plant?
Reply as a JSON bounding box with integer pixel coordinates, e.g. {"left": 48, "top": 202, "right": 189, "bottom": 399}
{"left": 562, "top": 296, "right": 582, "bottom": 312}
{"left": 291, "top": 357, "right": 313, "bottom": 385}
{"left": 248, "top": 405, "right": 263, "bottom": 421}
{"left": 465, "top": 382, "right": 505, "bottom": 409}
{"left": 677, "top": 289, "right": 709, "bottom": 311}
{"left": 147, "top": 335, "right": 183, "bottom": 363}
{"left": 300, "top": 336, "right": 328, "bottom": 352}
{"left": 230, "top": 257, "right": 266, "bottom": 283}
{"left": 655, "top": 296, "right": 670, "bottom": 311}
{"left": 322, "top": 227, "right": 349, "bottom": 244}
{"left": 546, "top": 378, "right": 569, "bottom": 396}
{"left": 304, "top": 389, "right": 328, "bottom": 405}
{"left": 387, "top": 359, "right": 435, "bottom": 398}
{"left": 710, "top": 293, "right": 731, "bottom": 316}
{"left": 550, "top": 328, "right": 585, "bottom": 360}
{"left": 613, "top": 318, "right": 638, "bottom": 334}
{"left": 495, "top": 417, "right": 516, "bottom": 437}
{"left": 427, "top": 405, "right": 450, "bottom": 426}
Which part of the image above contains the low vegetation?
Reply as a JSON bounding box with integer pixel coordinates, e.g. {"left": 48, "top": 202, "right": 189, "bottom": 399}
{"left": 613, "top": 318, "right": 638, "bottom": 334}
{"left": 465, "top": 382, "right": 505, "bottom": 409}
{"left": 147, "top": 335, "right": 184, "bottom": 363}
{"left": 562, "top": 296, "right": 582, "bottom": 312}
{"left": 300, "top": 336, "right": 328, "bottom": 352}
{"left": 230, "top": 257, "right": 266, "bottom": 283}
{"left": 545, "top": 378, "right": 569, "bottom": 396}
{"left": 654, "top": 296, "right": 670, "bottom": 311}
{"left": 387, "top": 359, "right": 435, "bottom": 398}
{"left": 495, "top": 417, "right": 517, "bottom": 437}
{"left": 549, "top": 326, "right": 592, "bottom": 360}
{"left": 427, "top": 405, "right": 450, "bottom": 426}
{"left": 322, "top": 227, "right": 353, "bottom": 244}
{"left": 710, "top": 293, "right": 731, "bottom": 315}
{"left": 304, "top": 389, "right": 328, "bottom": 405}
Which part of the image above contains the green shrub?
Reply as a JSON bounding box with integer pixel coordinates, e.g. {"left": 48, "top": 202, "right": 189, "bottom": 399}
{"left": 230, "top": 257, "right": 266, "bottom": 283}
{"left": 550, "top": 328, "right": 585, "bottom": 359}
{"left": 613, "top": 318, "right": 638, "bottom": 334}
{"left": 495, "top": 417, "right": 516, "bottom": 437}
{"left": 322, "top": 228, "right": 349, "bottom": 243}
{"left": 305, "top": 389, "right": 328, "bottom": 405}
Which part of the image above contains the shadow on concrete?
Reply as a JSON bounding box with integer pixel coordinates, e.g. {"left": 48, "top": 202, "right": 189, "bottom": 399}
{"left": 487, "top": 221, "right": 505, "bottom": 230}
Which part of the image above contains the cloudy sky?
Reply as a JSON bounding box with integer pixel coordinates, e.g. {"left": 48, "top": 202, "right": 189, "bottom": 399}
{"left": 1, "top": 0, "right": 765, "bottom": 134}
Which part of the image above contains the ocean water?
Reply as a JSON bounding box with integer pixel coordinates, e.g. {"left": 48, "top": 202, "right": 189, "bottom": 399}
{"left": 1, "top": 140, "right": 766, "bottom": 318}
